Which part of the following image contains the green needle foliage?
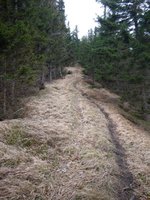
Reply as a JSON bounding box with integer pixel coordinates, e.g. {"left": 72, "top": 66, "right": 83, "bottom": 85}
{"left": 78, "top": 0, "right": 150, "bottom": 120}
{"left": 0, "top": 0, "right": 71, "bottom": 119}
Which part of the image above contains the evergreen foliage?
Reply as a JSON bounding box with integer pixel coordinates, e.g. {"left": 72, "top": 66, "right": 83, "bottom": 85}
{"left": 79, "top": 0, "right": 150, "bottom": 120}
{"left": 0, "top": 0, "right": 70, "bottom": 119}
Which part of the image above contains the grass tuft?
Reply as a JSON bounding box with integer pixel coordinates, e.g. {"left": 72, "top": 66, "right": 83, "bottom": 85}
{"left": 0, "top": 158, "right": 21, "bottom": 168}
{"left": 5, "top": 125, "right": 34, "bottom": 147}
{"left": 5, "top": 125, "right": 50, "bottom": 159}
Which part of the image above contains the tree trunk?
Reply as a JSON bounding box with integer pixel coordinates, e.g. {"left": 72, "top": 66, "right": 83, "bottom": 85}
{"left": 134, "top": 15, "right": 139, "bottom": 39}
{"left": 3, "top": 84, "right": 6, "bottom": 117}
{"left": 3, "top": 59, "right": 7, "bottom": 117}
{"left": 11, "top": 79, "right": 15, "bottom": 105}
{"left": 104, "top": 5, "right": 107, "bottom": 19}
{"left": 14, "top": 0, "right": 18, "bottom": 12}
{"left": 48, "top": 65, "right": 52, "bottom": 82}
{"left": 53, "top": 66, "right": 56, "bottom": 79}
{"left": 59, "top": 66, "right": 63, "bottom": 78}
{"left": 142, "top": 82, "right": 148, "bottom": 112}
{"left": 132, "top": 1, "right": 139, "bottom": 39}
{"left": 39, "top": 66, "right": 45, "bottom": 90}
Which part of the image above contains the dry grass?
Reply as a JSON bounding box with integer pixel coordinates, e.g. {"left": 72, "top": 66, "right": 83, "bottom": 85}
{"left": 0, "top": 67, "right": 149, "bottom": 200}
{"left": 0, "top": 68, "right": 119, "bottom": 200}
{"left": 79, "top": 75, "right": 150, "bottom": 200}
{"left": 0, "top": 122, "right": 69, "bottom": 198}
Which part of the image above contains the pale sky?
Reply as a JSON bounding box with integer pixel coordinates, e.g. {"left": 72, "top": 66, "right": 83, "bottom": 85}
{"left": 64, "top": 0, "right": 103, "bottom": 38}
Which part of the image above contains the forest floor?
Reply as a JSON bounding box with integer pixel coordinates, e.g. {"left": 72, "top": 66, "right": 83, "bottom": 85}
{"left": 0, "top": 66, "right": 149, "bottom": 200}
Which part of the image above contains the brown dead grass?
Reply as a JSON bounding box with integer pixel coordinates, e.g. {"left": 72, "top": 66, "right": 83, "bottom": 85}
{"left": 0, "top": 67, "right": 149, "bottom": 200}
{"left": 78, "top": 74, "right": 150, "bottom": 200}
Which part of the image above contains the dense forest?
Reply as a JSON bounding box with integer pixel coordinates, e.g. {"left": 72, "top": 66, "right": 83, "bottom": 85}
{"left": 0, "top": 0, "right": 75, "bottom": 120}
{"left": 78, "top": 0, "right": 150, "bottom": 122}
{"left": 0, "top": 0, "right": 150, "bottom": 122}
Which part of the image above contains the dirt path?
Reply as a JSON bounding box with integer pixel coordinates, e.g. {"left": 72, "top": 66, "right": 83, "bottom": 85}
{"left": 0, "top": 67, "right": 149, "bottom": 200}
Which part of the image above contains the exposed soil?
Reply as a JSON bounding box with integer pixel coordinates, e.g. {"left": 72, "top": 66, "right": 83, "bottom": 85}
{"left": 0, "top": 66, "right": 149, "bottom": 200}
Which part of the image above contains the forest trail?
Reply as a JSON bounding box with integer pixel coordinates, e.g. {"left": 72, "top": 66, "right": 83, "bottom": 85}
{"left": 0, "top": 67, "right": 149, "bottom": 200}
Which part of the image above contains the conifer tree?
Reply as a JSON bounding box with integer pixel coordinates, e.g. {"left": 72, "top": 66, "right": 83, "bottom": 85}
{"left": 79, "top": 0, "right": 150, "bottom": 119}
{"left": 0, "top": 0, "right": 71, "bottom": 119}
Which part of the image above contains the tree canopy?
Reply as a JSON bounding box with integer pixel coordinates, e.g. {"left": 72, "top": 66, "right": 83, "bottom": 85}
{"left": 0, "top": 0, "right": 72, "bottom": 119}
{"left": 78, "top": 0, "right": 150, "bottom": 120}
